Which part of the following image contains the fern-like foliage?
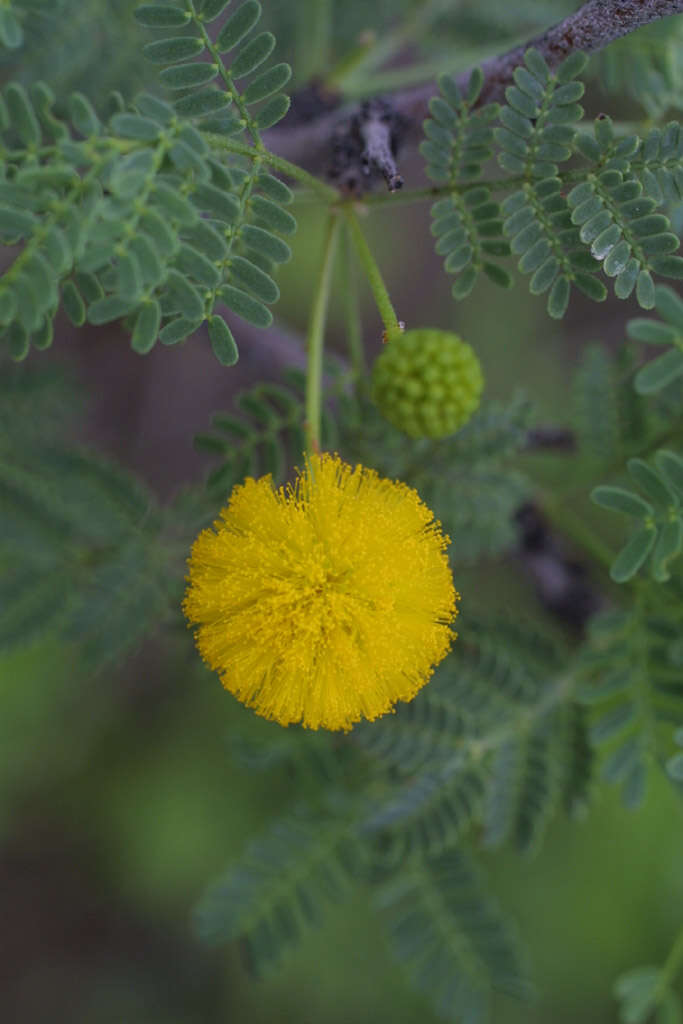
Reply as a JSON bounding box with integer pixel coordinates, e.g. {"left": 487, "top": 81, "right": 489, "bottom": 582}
{"left": 135, "top": 1, "right": 292, "bottom": 134}
{"left": 0, "top": 427, "right": 171, "bottom": 669}
{"left": 193, "top": 613, "right": 590, "bottom": 1020}
{"left": 573, "top": 343, "right": 629, "bottom": 462}
{"left": 0, "top": 2, "right": 296, "bottom": 362}
{"left": 0, "top": 360, "right": 179, "bottom": 671}
{"left": 375, "top": 851, "right": 532, "bottom": 1024}
{"left": 195, "top": 378, "right": 306, "bottom": 491}
{"left": 194, "top": 368, "right": 338, "bottom": 492}
{"left": 339, "top": 387, "right": 534, "bottom": 563}
{"left": 194, "top": 807, "right": 364, "bottom": 976}
{"left": 0, "top": 1, "right": 154, "bottom": 102}
{"left": 578, "top": 593, "right": 683, "bottom": 807}
{"left": 627, "top": 284, "right": 683, "bottom": 395}
{"left": 592, "top": 450, "right": 683, "bottom": 582}
{"left": 356, "top": 615, "right": 589, "bottom": 863}
{"left": 423, "top": 48, "right": 683, "bottom": 317}
{"left": 423, "top": 68, "right": 510, "bottom": 298}
{"left": 567, "top": 116, "right": 683, "bottom": 306}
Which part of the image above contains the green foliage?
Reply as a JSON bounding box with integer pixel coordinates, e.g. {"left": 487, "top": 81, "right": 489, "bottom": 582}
{"left": 627, "top": 285, "right": 683, "bottom": 394}
{"left": 573, "top": 343, "right": 623, "bottom": 461}
{"left": 591, "top": 451, "right": 683, "bottom": 582}
{"left": 194, "top": 368, "right": 338, "bottom": 492}
{"left": 1, "top": 0, "right": 152, "bottom": 102}
{"left": 356, "top": 615, "right": 586, "bottom": 862}
{"left": 190, "top": 614, "right": 583, "bottom": 1021}
{"left": 666, "top": 726, "right": 683, "bottom": 782}
{"left": 423, "top": 69, "right": 510, "bottom": 298}
{"left": 615, "top": 963, "right": 683, "bottom": 1024}
{"left": 422, "top": 48, "right": 683, "bottom": 317}
{"left": 578, "top": 597, "right": 683, "bottom": 807}
{"left": 339, "top": 387, "right": 533, "bottom": 563}
{"left": 0, "top": 0, "right": 297, "bottom": 363}
{"left": 194, "top": 807, "right": 364, "bottom": 976}
{"left": 376, "top": 851, "right": 532, "bottom": 1024}
{"left": 137, "top": 0, "right": 291, "bottom": 132}
{"left": 4, "top": 4, "right": 683, "bottom": 1023}
{"left": 0, "top": 368, "right": 173, "bottom": 667}
{"left": 0, "top": 2, "right": 23, "bottom": 50}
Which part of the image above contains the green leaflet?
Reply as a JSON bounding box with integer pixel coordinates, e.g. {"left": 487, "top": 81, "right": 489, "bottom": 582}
{"left": 208, "top": 315, "right": 239, "bottom": 365}
{"left": 377, "top": 851, "right": 532, "bottom": 1023}
{"left": 142, "top": 36, "right": 205, "bottom": 64}
{"left": 592, "top": 449, "right": 682, "bottom": 583}
{"left": 579, "top": 600, "right": 683, "bottom": 806}
{"left": 628, "top": 286, "right": 683, "bottom": 393}
{"left": 194, "top": 809, "right": 362, "bottom": 976}
{"left": 160, "top": 62, "right": 219, "bottom": 90}
{"left": 134, "top": 5, "right": 191, "bottom": 28}
{"left": 0, "top": 3, "right": 297, "bottom": 363}
{"left": 230, "top": 31, "right": 276, "bottom": 78}
{"left": 421, "top": 51, "right": 683, "bottom": 315}
{"left": 196, "top": 378, "right": 307, "bottom": 488}
{"left": 216, "top": 0, "right": 261, "bottom": 53}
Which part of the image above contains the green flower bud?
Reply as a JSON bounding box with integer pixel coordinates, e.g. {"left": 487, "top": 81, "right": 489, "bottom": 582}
{"left": 371, "top": 329, "right": 484, "bottom": 438}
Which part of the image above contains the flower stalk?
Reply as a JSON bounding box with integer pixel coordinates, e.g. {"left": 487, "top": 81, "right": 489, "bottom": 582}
{"left": 343, "top": 205, "right": 402, "bottom": 337}
{"left": 304, "top": 213, "right": 341, "bottom": 453}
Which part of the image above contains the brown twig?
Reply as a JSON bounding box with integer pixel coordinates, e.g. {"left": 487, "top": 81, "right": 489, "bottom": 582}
{"left": 268, "top": 0, "right": 683, "bottom": 182}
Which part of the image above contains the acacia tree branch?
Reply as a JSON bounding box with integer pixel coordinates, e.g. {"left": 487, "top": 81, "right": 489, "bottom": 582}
{"left": 268, "top": 0, "right": 683, "bottom": 179}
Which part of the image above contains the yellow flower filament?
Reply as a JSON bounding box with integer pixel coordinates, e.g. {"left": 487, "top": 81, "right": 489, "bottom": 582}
{"left": 183, "top": 453, "right": 458, "bottom": 731}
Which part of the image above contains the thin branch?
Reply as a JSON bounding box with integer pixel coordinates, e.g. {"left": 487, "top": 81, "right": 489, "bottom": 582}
{"left": 267, "top": 0, "right": 683, "bottom": 179}
{"left": 419, "top": 0, "right": 683, "bottom": 108}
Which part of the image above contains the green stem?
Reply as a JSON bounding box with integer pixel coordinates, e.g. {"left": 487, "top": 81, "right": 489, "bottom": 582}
{"left": 343, "top": 206, "right": 401, "bottom": 336}
{"left": 206, "top": 135, "right": 339, "bottom": 202}
{"left": 660, "top": 924, "right": 683, "bottom": 992}
{"left": 340, "top": 224, "right": 366, "bottom": 378}
{"left": 189, "top": 0, "right": 265, "bottom": 150}
{"left": 360, "top": 163, "right": 637, "bottom": 209}
{"left": 305, "top": 214, "right": 340, "bottom": 453}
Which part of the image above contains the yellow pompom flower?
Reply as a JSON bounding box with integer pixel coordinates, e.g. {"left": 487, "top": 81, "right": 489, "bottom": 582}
{"left": 183, "top": 453, "right": 458, "bottom": 731}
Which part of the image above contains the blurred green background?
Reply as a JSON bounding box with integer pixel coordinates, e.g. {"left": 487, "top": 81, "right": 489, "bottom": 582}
{"left": 2, "top": 0, "right": 683, "bottom": 1021}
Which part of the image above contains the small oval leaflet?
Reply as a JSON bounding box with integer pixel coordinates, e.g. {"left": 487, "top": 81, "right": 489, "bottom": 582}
{"left": 143, "top": 36, "right": 204, "bottom": 64}
{"left": 208, "top": 315, "right": 239, "bottom": 365}
{"left": 110, "top": 113, "right": 161, "bottom": 141}
{"left": 249, "top": 195, "right": 296, "bottom": 236}
{"left": 61, "top": 281, "right": 86, "bottom": 326}
{"left": 230, "top": 32, "right": 276, "bottom": 79}
{"left": 6, "top": 82, "right": 41, "bottom": 147}
{"left": 255, "top": 93, "right": 290, "bottom": 130}
{"left": 131, "top": 300, "right": 161, "bottom": 354}
{"left": 229, "top": 255, "right": 279, "bottom": 303}
{"left": 243, "top": 63, "right": 291, "bottom": 105}
{"left": 216, "top": 0, "right": 261, "bottom": 53}
{"left": 160, "top": 62, "right": 219, "bottom": 90}
{"left": 159, "top": 316, "right": 203, "bottom": 345}
{"left": 174, "top": 88, "right": 232, "bottom": 118}
{"left": 134, "top": 5, "right": 191, "bottom": 27}
{"left": 219, "top": 284, "right": 272, "bottom": 327}
{"left": 87, "top": 294, "right": 139, "bottom": 325}
{"left": 200, "top": 0, "right": 233, "bottom": 21}
{"left": 241, "top": 225, "right": 291, "bottom": 263}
